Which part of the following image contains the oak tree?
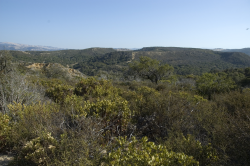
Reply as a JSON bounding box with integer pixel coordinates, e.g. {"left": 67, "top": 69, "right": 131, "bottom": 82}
{"left": 129, "top": 56, "right": 173, "bottom": 84}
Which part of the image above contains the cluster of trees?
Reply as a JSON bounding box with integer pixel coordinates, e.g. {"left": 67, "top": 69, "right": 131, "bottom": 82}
{"left": 0, "top": 50, "right": 12, "bottom": 73}
{"left": 73, "top": 51, "right": 132, "bottom": 76}
{"left": 1, "top": 51, "right": 250, "bottom": 165}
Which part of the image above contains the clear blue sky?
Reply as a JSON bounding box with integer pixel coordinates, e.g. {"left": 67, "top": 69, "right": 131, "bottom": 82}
{"left": 0, "top": 0, "right": 249, "bottom": 49}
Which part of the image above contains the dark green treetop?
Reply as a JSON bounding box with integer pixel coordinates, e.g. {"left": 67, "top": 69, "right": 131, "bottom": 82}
{"left": 129, "top": 56, "right": 174, "bottom": 84}
{"left": 0, "top": 50, "right": 12, "bottom": 74}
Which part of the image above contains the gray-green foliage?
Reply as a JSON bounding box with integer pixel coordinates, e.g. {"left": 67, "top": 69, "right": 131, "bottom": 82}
{"left": 0, "top": 69, "right": 45, "bottom": 113}
{"left": 0, "top": 51, "right": 45, "bottom": 113}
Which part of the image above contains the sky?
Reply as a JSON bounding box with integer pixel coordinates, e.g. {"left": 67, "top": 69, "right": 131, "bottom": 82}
{"left": 0, "top": 0, "right": 249, "bottom": 49}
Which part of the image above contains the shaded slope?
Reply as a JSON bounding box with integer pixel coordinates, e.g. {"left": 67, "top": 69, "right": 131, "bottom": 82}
{"left": 10, "top": 48, "right": 116, "bottom": 66}
{"left": 131, "top": 47, "right": 250, "bottom": 75}
{"left": 73, "top": 51, "right": 132, "bottom": 76}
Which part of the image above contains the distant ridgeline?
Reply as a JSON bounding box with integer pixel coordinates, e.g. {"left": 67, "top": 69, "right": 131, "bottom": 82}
{"left": 133, "top": 47, "right": 250, "bottom": 75}
{"left": 10, "top": 48, "right": 117, "bottom": 66}
{"left": 9, "top": 47, "right": 250, "bottom": 75}
{"left": 0, "top": 42, "right": 66, "bottom": 51}
{"left": 222, "top": 48, "right": 250, "bottom": 56}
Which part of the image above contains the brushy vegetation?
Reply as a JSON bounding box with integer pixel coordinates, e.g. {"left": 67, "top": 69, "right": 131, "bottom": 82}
{"left": 1, "top": 50, "right": 250, "bottom": 165}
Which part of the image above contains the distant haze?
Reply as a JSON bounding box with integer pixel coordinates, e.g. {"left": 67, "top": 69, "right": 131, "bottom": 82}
{"left": 0, "top": 42, "right": 66, "bottom": 51}
{"left": 2, "top": 42, "right": 250, "bottom": 55}
{"left": 0, "top": 42, "right": 141, "bottom": 51}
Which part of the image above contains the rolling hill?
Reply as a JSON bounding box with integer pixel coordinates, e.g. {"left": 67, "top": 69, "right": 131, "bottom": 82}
{"left": 9, "top": 47, "right": 117, "bottom": 67}
{"left": 132, "top": 47, "right": 250, "bottom": 74}
{"left": 71, "top": 47, "right": 250, "bottom": 75}
{"left": 5, "top": 47, "right": 250, "bottom": 76}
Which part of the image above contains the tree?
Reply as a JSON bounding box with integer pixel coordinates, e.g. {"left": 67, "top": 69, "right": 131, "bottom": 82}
{"left": 0, "top": 50, "right": 12, "bottom": 74}
{"left": 129, "top": 56, "right": 174, "bottom": 84}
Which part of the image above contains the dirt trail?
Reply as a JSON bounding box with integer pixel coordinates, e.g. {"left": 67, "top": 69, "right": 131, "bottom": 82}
{"left": 126, "top": 52, "right": 136, "bottom": 63}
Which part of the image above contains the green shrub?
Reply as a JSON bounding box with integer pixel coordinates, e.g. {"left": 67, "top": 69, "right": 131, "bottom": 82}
{"left": 45, "top": 84, "right": 74, "bottom": 103}
{"left": 196, "top": 73, "right": 236, "bottom": 100}
{"left": 84, "top": 97, "right": 131, "bottom": 130}
{"left": 51, "top": 132, "right": 92, "bottom": 166}
{"left": 163, "top": 133, "right": 219, "bottom": 165}
{"left": 7, "top": 101, "right": 101, "bottom": 165}
{"left": 211, "top": 90, "right": 250, "bottom": 165}
{"left": 19, "top": 132, "right": 57, "bottom": 165}
{"left": 74, "top": 77, "right": 116, "bottom": 99}
{"left": 0, "top": 113, "right": 13, "bottom": 152}
{"left": 16, "top": 132, "right": 93, "bottom": 166}
{"left": 102, "top": 136, "right": 199, "bottom": 166}
{"left": 7, "top": 102, "right": 61, "bottom": 147}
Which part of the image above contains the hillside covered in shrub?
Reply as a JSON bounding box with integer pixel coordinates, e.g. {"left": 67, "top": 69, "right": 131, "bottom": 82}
{"left": 9, "top": 47, "right": 250, "bottom": 76}
{"left": 1, "top": 50, "right": 250, "bottom": 165}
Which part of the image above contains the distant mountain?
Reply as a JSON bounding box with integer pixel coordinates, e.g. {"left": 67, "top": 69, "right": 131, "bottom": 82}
{"left": 114, "top": 48, "right": 141, "bottom": 51}
{"left": 211, "top": 48, "right": 250, "bottom": 56}
{"left": 0, "top": 42, "right": 66, "bottom": 51}
{"left": 114, "top": 48, "right": 132, "bottom": 51}
{"left": 223, "top": 48, "right": 250, "bottom": 56}
{"left": 212, "top": 48, "right": 227, "bottom": 51}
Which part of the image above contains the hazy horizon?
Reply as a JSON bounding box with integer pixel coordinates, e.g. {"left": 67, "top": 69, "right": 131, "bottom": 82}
{"left": 1, "top": 41, "right": 250, "bottom": 51}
